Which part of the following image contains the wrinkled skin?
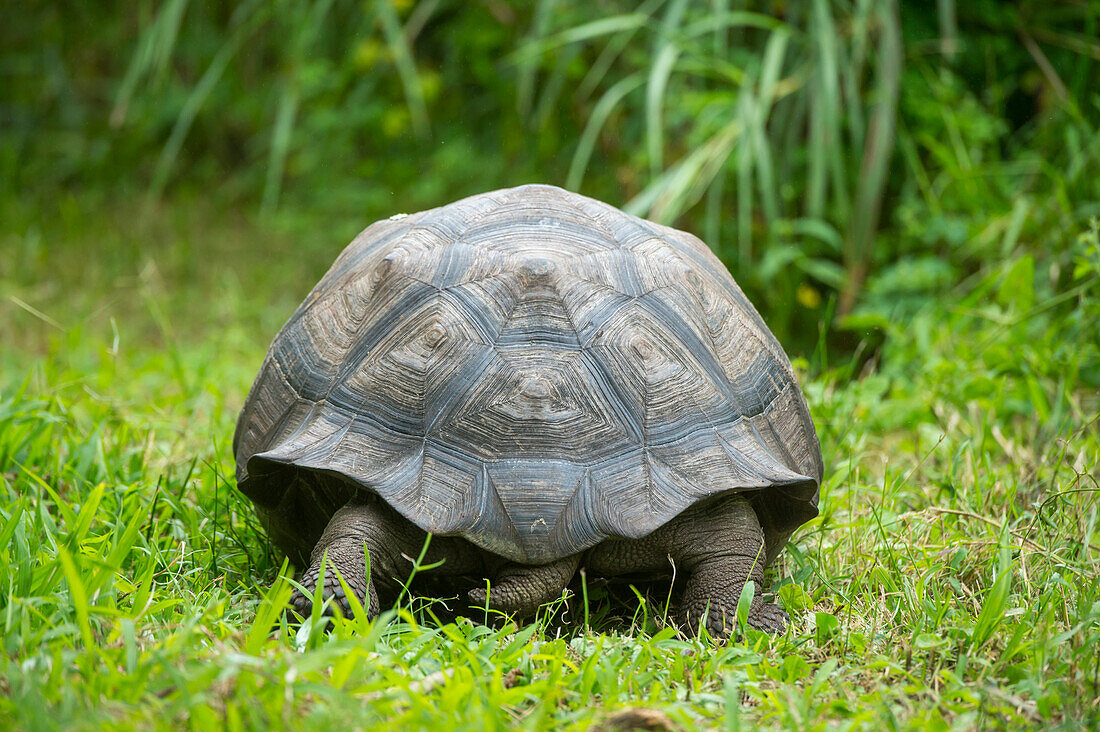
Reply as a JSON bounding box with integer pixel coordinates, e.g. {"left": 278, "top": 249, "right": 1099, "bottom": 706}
{"left": 290, "top": 492, "right": 787, "bottom": 636}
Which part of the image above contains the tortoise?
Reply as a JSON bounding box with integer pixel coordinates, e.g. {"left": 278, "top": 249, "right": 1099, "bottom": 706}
{"left": 234, "top": 184, "right": 823, "bottom": 635}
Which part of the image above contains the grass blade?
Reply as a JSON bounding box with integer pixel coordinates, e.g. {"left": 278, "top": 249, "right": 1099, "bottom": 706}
{"left": 937, "top": 0, "right": 958, "bottom": 63}
{"left": 750, "top": 30, "right": 789, "bottom": 229}
{"left": 110, "top": 0, "right": 190, "bottom": 127}
{"left": 973, "top": 568, "right": 1013, "bottom": 647}
{"left": 646, "top": 0, "right": 689, "bottom": 178}
{"left": 575, "top": 0, "right": 664, "bottom": 103}
{"left": 0, "top": 500, "right": 25, "bottom": 548}
{"left": 681, "top": 10, "right": 784, "bottom": 39}
{"left": 533, "top": 45, "right": 580, "bottom": 130}
{"left": 568, "top": 74, "right": 645, "bottom": 190}
{"left": 737, "top": 90, "right": 755, "bottom": 262}
{"left": 88, "top": 495, "right": 152, "bottom": 597}
{"left": 245, "top": 559, "right": 294, "bottom": 655}
{"left": 262, "top": 83, "right": 301, "bottom": 214}
{"left": 151, "top": 0, "right": 268, "bottom": 198}
{"left": 513, "top": 13, "right": 651, "bottom": 64}
{"left": 807, "top": 0, "right": 844, "bottom": 221}
{"left": 67, "top": 482, "right": 105, "bottom": 549}
{"left": 516, "top": 0, "right": 557, "bottom": 119}
{"left": 375, "top": 0, "right": 430, "bottom": 139}
{"left": 57, "top": 546, "right": 95, "bottom": 652}
{"left": 262, "top": 0, "right": 337, "bottom": 214}
{"left": 841, "top": 0, "right": 901, "bottom": 313}
{"left": 629, "top": 115, "right": 741, "bottom": 222}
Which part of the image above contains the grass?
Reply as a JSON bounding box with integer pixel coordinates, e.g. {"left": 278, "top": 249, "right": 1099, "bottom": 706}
{"left": 1, "top": 194, "right": 1098, "bottom": 730}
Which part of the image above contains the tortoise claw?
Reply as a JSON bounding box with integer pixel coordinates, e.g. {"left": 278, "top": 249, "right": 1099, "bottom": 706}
{"left": 683, "top": 599, "right": 789, "bottom": 638}
{"left": 747, "top": 601, "right": 788, "bottom": 634}
{"left": 289, "top": 570, "right": 372, "bottom": 620}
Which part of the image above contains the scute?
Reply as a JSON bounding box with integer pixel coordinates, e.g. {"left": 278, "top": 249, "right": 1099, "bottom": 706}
{"left": 235, "top": 184, "right": 822, "bottom": 565}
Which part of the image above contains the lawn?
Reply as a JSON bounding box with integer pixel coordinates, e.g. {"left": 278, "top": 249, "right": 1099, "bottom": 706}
{"left": 1, "top": 192, "right": 1097, "bottom": 730}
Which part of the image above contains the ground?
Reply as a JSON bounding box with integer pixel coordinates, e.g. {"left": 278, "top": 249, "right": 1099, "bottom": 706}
{"left": 1, "top": 196, "right": 1098, "bottom": 730}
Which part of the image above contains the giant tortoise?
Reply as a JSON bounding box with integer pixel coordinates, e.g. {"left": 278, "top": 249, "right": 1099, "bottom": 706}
{"left": 234, "top": 184, "right": 823, "bottom": 635}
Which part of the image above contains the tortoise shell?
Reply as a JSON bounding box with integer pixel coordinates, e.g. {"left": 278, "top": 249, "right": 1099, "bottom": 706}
{"left": 234, "top": 185, "right": 823, "bottom": 567}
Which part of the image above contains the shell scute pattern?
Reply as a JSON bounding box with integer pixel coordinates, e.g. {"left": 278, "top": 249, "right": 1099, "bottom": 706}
{"left": 236, "top": 185, "right": 821, "bottom": 564}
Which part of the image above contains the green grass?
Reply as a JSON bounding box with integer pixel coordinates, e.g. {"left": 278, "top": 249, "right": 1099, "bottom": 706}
{"left": 1, "top": 195, "right": 1098, "bottom": 730}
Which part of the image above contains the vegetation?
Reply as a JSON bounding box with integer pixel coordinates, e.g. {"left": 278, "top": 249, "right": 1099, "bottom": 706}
{"left": 2, "top": 0, "right": 1099, "bottom": 728}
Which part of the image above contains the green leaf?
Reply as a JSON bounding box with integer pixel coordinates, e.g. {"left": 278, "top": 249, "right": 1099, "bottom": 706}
{"left": 645, "top": 0, "right": 689, "bottom": 177}
{"left": 914, "top": 632, "right": 948, "bottom": 649}
{"left": 375, "top": 0, "right": 429, "bottom": 139}
{"left": 0, "top": 501, "right": 26, "bottom": 548}
{"left": 814, "top": 611, "right": 840, "bottom": 645}
{"left": 736, "top": 580, "right": 756, "bottom": 631}
{"left": 511, "top": 13, "right": 650, "bottom": 62}
{"left": 568, "top": 74, "right": 645, "bottom": 190}
{"left": 837, "top": 311, "right": 893, "bottom": 332}
{"left": 88, "top": 495, "right": 151, "bottom": 596}
{"left": 997, "top": 255, "right": 1035, "bottom": 312}
{"left": 973, "top": 568, "right": 1013, "bottom": 647}
{"left": 68, "top": 482, "right": 105, "bottom": 548}
{"left": 245, "top": 559, "right": 294, "bottom": 656}
{"left": 57, "top": 546, "right": 95, "bottom": 652}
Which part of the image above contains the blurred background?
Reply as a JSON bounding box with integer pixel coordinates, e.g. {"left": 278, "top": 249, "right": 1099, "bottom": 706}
{"left": 2, "top": 0, "right": 1098, "bottom": 381}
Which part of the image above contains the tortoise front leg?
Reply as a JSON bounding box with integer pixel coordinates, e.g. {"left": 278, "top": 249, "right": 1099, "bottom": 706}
{"left": 291, "top": 497, "right": 391, "bottom": 618}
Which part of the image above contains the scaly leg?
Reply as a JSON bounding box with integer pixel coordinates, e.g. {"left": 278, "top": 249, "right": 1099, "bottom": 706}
{"left": 468, "top": 555, "right": 580, "bottom": 616}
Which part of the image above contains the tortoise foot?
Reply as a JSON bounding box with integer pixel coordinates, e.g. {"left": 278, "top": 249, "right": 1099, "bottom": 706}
{"left": 747, "top": 600, "right": 788, "bottom": 634}
{"left": 467, "top": 556, "right": 579, "bottom": 617}
{"left": 681, "top": 598, "right": 734, "bottom": 638}
{"left": 289, "top": 571, "right": 370, "bottom": 619}
{"left": 682, "top": 597, "right": 789, "bottom": 638}
{"left": 288, "top": 537, "right": 377, "bottom": 620}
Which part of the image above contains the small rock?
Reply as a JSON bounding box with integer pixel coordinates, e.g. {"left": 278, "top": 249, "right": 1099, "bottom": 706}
{"left": 593, "top": 707, "right": 680, "bottom": 732}
{"left": 501, "top": 668, "right": 523, "bottom": 689}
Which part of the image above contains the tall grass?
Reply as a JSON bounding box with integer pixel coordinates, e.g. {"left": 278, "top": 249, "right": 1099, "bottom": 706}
{"left": 517, "top": 0, "right": 1100, "bottom": 330}
{"left": 519, "top": 1, "right": 902, "bottom": 293}
{"left": 3, "top": 1, "right": 1098, "bottom": 345}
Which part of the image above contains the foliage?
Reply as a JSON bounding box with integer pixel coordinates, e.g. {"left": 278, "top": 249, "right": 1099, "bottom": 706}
{"left": 5, "top": 1, "right": 1099, "bottom": 344}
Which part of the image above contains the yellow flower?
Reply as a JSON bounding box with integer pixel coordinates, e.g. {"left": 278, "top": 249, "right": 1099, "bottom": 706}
{"left": 797, "top": 282, "right": 822, "bottom": 309}
{"left": 353, "top": 39, "right": 386, "bottom": 70}
{"left": 382, "top": 108, "right": 410, "bottom": 137}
